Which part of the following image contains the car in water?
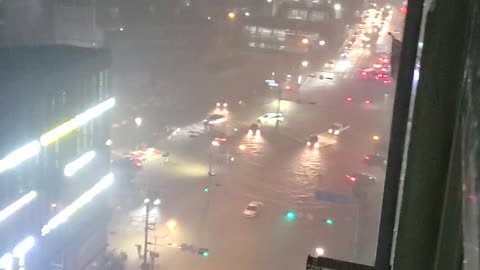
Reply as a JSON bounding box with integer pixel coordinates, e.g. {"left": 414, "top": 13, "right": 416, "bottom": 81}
{"left": 112, "top": 156, "right": 143, "bottom": 182}
{"left": 243, "top": 201, "right": 264, "bottom": 218}
{"left": 204, "top": 114, "right": 226, "bottom": 125}
{"left": 216, "top": 100, "right": 228, "bottom": 109}
{"left": 306, "top": 135, "right": 320, "bottom": 148}
{"left": 363, "top": 153, "right": 387, "bottom": 166}
{"left": 257, "top": 113, "right": 284, "bottom": 124}
{"left": 345, "top": 173, "right": 377, "bottom": 200}
{"left": 328, "top": 123, "right": 350, "bottom": 135}
{"left": 248, "top": 123, "right": 260, "bottom": 136}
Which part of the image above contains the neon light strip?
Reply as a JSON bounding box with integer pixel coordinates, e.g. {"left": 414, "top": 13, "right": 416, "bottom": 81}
{"left": 41, "top": 173, "right": 114, "bottom": 236}
{"left": 0, "top": 236, "right": 35, "bottom": 270}
{"left": 0, "top": 141, "right": 41, "bottom": 173}
{"left": 0, "top": 253, "right": 13, "bottom": 270}
{"left": 13, "top": 236, "right": 35, "bottom": 267}
{"left": 40, "top": 98, "right": 115, "bottom": 146}
{"left": 0, "top": 191, "right": 38, "bottom": 223}
{"left": 64, "top": 151, "right": 96, "bottom": 177}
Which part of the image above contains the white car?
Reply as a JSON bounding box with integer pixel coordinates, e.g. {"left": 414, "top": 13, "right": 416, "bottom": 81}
{"left": 319, "top": 71, "right": 335, "bottom": 81}
{"left": 243, "top": 201, "right": 264, "bottom": 218}
{"left": 257, "top": 113, "right": 284, "bottom": 124}
{"left": 328, "top": 123, "right": 350, "bottom": 135}
{"left": 204, "top": 114, "right": 226, "bottom": 125}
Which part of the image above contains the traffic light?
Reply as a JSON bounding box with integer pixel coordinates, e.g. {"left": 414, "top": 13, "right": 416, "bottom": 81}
{"left": 198, "top": 248, "right": 209, "bottom": 257}
{"left": 203, "top": 187, "right": 209, "bottom": 192}
{"left": 326, "top": 219, "right": 333, "bottom": 225}
{"left": 285, "top": 211, "right": 296, "bottom": 221}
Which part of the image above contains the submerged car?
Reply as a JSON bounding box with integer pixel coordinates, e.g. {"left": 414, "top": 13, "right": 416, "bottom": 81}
{"left": 243, "top": 201, "right": 264, "bottom": 218}
{"left": 306, "top": 135, "right": 320, "bottom": 148}
{"left": 328, "top": 123, "right": 350, "bottom": 135}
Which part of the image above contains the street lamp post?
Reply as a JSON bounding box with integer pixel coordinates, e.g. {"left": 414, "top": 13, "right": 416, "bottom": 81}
{"left": 142, "top": 198, "right": 160, "bottom": 270}
{"left": 135, "top": 117, "right": 143, "bottom": 148}
{"left": 209, "top": 141, "right": 220, "bottom": 176}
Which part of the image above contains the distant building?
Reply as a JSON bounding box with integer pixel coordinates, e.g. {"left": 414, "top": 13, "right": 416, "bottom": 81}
{"left": 0, "top": 0, "right": 103, "bottom": 47}
{"left": 0, "top": 45, "right": 113, "bottom": 270}
{"left": 240, "top": 16, "right": 336, "bottom": 54}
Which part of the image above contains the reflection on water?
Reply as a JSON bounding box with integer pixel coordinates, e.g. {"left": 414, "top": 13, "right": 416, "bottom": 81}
{"left": 241, "top": 132, "right": 265, "bottom": 159}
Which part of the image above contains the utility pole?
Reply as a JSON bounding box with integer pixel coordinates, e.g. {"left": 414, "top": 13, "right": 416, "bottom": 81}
{"left": 142, "top": 198, "right": 160, "bottom": 270}
{"left": 142, "top": 202, "right": 150, "bottom": 270}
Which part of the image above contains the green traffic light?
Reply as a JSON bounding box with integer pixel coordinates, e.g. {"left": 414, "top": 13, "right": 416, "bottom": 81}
{"left": 326, "top": 219, "right": 333, "bottom": 225}
{"left": 204, "top": 187, "right": 209, "bottom": 192}
{"left": 285, "top": 211, "right": 296, "bottom": 221}
{"left": 202, "top": 251, "right": 209, "bottom": 257}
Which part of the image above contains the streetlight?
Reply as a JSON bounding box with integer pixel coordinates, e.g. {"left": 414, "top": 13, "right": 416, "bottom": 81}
{"left": 135, "top": 117, "right": 143, "bottom": 148}
{"left": 319, "top": 40, "right": 326, "bottom": 46}
{"left": 301, "top": 38, "right": 309, "bottom": 45}
{"left": 105, "top": 139, "right": 113, "bottom": 146}
{"left": 119, "top": 27, "right": 124, "bottom": 31}
{"left": 166, "top": 219, "right": 177, "bottom": 232}
{"left": 315, "top": 247, "right": 325, "bottom": 256}
{"left": 238, "top": 144, "right": 246, "bottom": 151}
{"left": 228, "top": 12, "right": 236, "bottom": 20}
{"left": 209, "top": 141, "right": 220, "bottom": 176}
{"left": 334, "top": 3, "right": 341, "bottom": 11}
{"left": 143, "top": 197, "right": 160, "bottom": 270}
{"left": 135, "top": 117, "right": 143, "bottom": 127}
{"left": 244, "top": 11, "right": 250, "bottom": 16}
{"left": 301, "top": 60, "right": 309, "bottom": 67}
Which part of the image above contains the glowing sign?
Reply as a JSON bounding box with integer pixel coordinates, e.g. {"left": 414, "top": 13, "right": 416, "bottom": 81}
{"left": 41, "top": 173, "right": 114, "bottom": 236}
{"left": 0, "top": 141, "right": 41, "bottom": 173}
{"left": 0, "top": 191, "right": 38, "bottom": 223}
{"left": 40, "top": 98, "right": 115, "bottom": 146}
{"left": 12, "top": 236, "right": 35, "bottom": 267}
{"left": 64, "top": 151, "right": 96, "bottom": 177}
{"left": 0, "top": 253, "right": 12, "bottom": 270}
{"left": 0, "top": 236, "right": 35, "bottom": 270}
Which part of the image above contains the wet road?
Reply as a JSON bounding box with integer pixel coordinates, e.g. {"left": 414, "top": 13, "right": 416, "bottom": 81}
{"left": 108, "top": 7, "right": 401, "bottom": 270}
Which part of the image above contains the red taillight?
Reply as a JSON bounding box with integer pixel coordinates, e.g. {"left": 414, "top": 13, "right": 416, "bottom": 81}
{"left": 136, "top": 162, "right": 143, "bottom": 167}
{"left": 364, "top": 156, "right": 370, "bottom": 160}
{"left": 365, "top": 99, "right": 372, "bottom": 104}
{"left": 285, "top": 85, "right": 291, "bottom": 90}
{"left": 350, "top": 177, "right": 356, "bottom": 181}
{"left": 346, "top": 97, "right": 353, "bottom": 102}
{"left": 361, "top": 72, "right": 367, "bottom": 76}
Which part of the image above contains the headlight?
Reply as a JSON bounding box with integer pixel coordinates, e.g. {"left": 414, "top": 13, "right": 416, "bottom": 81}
{"left": 307, "top": 141, "right": 311, "bottom": 146}
{"left": 328, "top": 129, "right": 333, "bottom": 133}
{"left": 334, "top": 130, "right": 340, "bottom": 135}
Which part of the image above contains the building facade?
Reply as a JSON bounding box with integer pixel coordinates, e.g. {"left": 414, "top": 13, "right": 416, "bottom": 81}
{"left": 0, "top": 0, "right": 103, "bottom": 47}
{"left": 0, "top": 46, "right": 113, "bottom": 270}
